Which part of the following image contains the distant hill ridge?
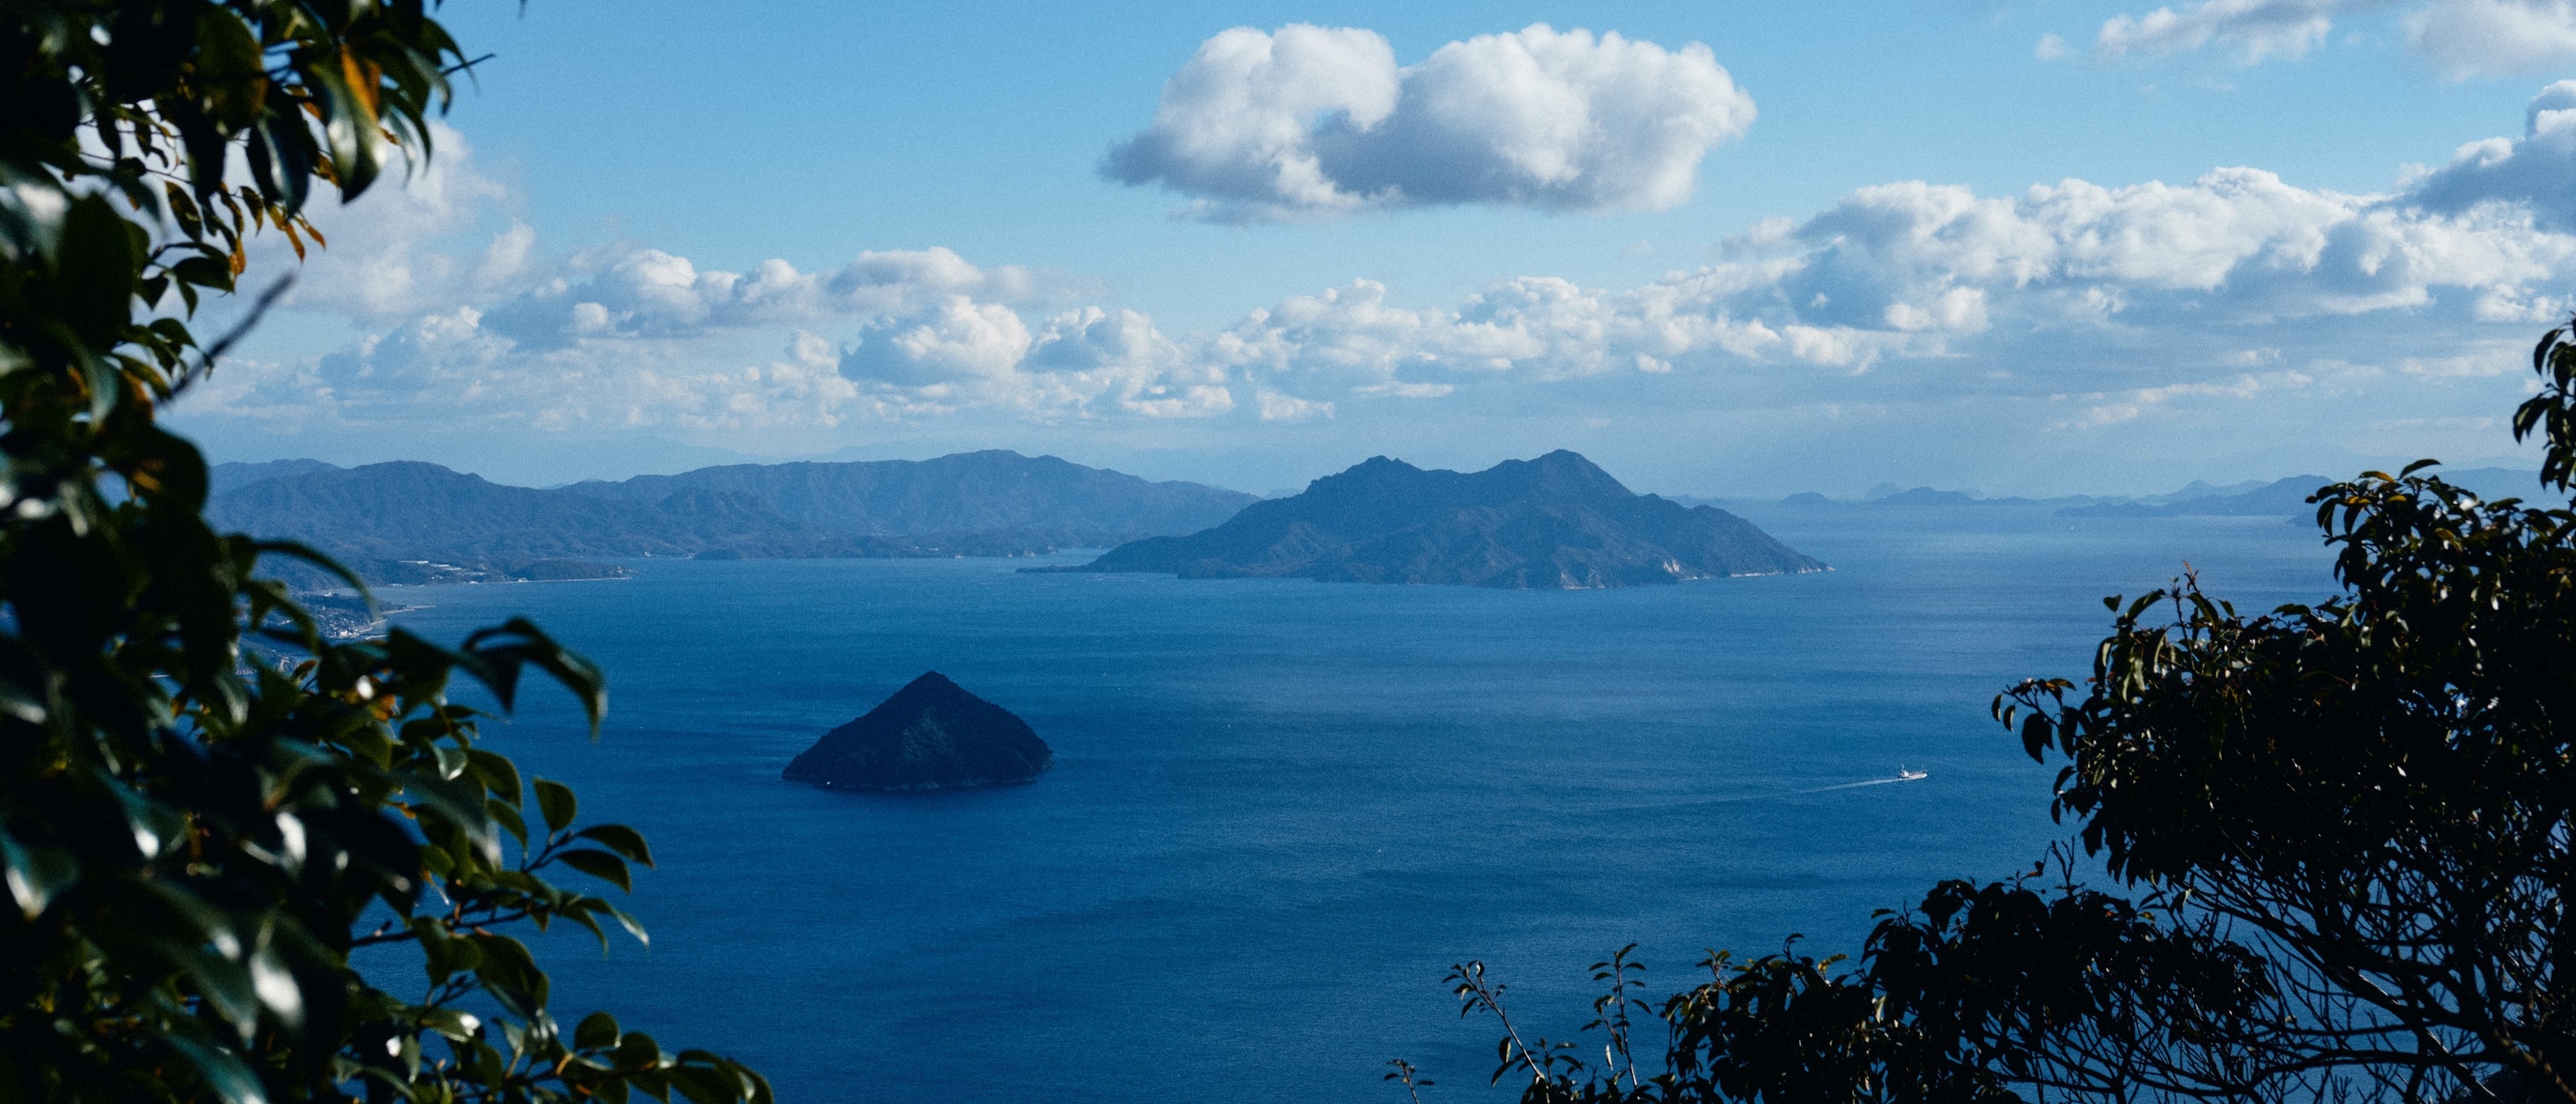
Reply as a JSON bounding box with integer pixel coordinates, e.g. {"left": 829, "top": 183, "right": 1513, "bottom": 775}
{"left": 2055, "top": 467, "right": 2551, "bottom": 518}
{"left": 557, "top": 450, "right": 1249, "bottom": 542}
{"left": 1744, "top": 467, "right": 2553, "bottom": 516}
{"left": 209, "top": 451, "right": 1258, "bottom": 584}
{"left": 1056, "top": 450, "right": 1824, "bottom": 589}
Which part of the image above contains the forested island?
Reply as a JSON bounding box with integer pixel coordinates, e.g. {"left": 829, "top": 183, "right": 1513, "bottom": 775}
{"left": 1052, "top": 450, "right": 1824, "bottom": 588}
{"left": 783, "top": 673, "right": 1054, "bottom": 792}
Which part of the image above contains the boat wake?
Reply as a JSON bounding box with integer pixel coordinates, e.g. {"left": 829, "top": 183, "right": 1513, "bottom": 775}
{"left": 1789, "top": 769, "right": 1929, "bottom": 796}
{"left": 1631, "top": 768, "right": 1931, "bottom": 812}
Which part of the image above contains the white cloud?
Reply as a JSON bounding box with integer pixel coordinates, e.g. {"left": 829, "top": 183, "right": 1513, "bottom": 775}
{"left": 1027, "top": 307, "right": 1236, "bottom": 418}
{"left": 1104, "top": 23, "right": 1755, "bottom": 221}
{"left": 268, "top": 125, "right": 528, "bottom": 319}
{"left": 2055, "top": 370, "right": 2315, "bottom": 427}
{"left": 827, "top": 299, "right": 1235, "bottom": 419}
{"left": 1202, "top": 96, "right": 2576, "bottom": 408}
{"left": 1207, "top": 274, "right": 1799, "bottom": 396}
{"left": 2093, "top": 0, "right": 2358, "bottom": 62}
{"left": 2407, "top": 1, "right": 2576, "bottom": 78}
{"left": 1768, "top": 167, "right": 2575, "bottom": 325}
{"left": 184, "top": 81, "right": 2576, "bottom": 484}
{"left": 214, "top": 242, "right": 1234, "bottom": 435}
{"left": 1255, "top": 390, "right": 1334, "bottom": 421}
{"left": 2082, "top": 0, "right": 2576, "bottom": 76}
{"left": 190, "top": 311, "right": 872, "bottom": 438}
{"left": 268, "top": 101, "right": 2572, "bottom": 439}
{"left": 2409, "top": 80, "right": 2576, "bottom": 227}
{"left": 476, "top": 245, "right": 1051, "bottom": 346}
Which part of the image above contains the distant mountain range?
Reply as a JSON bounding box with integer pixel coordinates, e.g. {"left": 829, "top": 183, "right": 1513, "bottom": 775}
{"left": 2053, "top": 475, "right": 2333, "bottom": 518}
{"left": 554, "top": 451, "right": 1255, "bottom": 542}
{"left": 1052, "top": 450, "right": 1824, "bottom": 588}
{"left": 1747, "top": 467, "right": 2555, "bottom": 517}
{"left": 2056, "top": 467, "right": 2551, "bottom": 518}
{"left": 212, "top": 445, "right": 2548, "bottom": 591}
{"left": 210, "top": 451, "right": 1258, "bottom": 584}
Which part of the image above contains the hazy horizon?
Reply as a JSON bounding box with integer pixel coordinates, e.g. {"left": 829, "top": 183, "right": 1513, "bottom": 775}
{"left": 204, "top": 443, "right": 2550, "bottom": 503}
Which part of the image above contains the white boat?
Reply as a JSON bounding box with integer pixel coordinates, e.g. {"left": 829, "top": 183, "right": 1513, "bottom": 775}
{"left": 1897, "top": 767, "right": 1928, "bottom": 781}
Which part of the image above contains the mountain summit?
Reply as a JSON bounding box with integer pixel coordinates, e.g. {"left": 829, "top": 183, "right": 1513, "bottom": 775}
{"left": 782, "top": 673, "right": 1053, "bottom": 792}
{"left": 1057, "top": 450, "right": 1824, "bottom": 588}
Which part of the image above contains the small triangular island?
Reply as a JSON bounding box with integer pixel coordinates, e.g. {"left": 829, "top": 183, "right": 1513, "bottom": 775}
{"left": 783, "top": 672, "right": 1053, "bottom": 792}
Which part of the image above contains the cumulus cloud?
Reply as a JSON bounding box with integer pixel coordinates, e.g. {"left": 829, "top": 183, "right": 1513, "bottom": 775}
{"left": 189, "top": 312, "right": 870, "bottom": 439}
{"left": 263, "top": 125, "right": 532, "bottom": 319}
{"left": 1104, "top": 23, "right": 1755, "bottom": 221}
{"left": 1027, "top": 308, "right": 1236, "bottom": 418}
{"left": 2082, "top": 0, "right": 2576, "bottom": 77}
{"left": 203, "top": 236, "right": 1234, "bottom": 437}
{"left": 475, "top": 245, "right": 1049, "bottom": 346}
{"left": 1204, "top": 87, "right": 2576, "bottom": 410}
{"left": 2408, "top": 80, "right": 2576, "bottom": 227}
{"left": 825, "top": 297, "right": 1234, "bottom": 419}
{"left": 186, "top": 81, "right": 2576, "bottom": 476}
{"left": 1767, "top": 167, "right": 2572, "bottom": 325}
{"left": 840, "top": 297, "right": 1034, "bottom": 388}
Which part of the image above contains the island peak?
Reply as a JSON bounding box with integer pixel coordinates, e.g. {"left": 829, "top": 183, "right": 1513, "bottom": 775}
{"left": 1045, "top": 450, "right": 1825, "bottom": 589}
{"left": 782, "top": 673, "right": 1053, "bottom": 792}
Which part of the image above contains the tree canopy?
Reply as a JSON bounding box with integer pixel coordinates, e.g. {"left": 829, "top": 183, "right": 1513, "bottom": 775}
{"left": 1429, "top": 331, "right": 2576, "bottom": 1103}
{"left": 1, "top": 4, "right": 768, "bottom": 1100}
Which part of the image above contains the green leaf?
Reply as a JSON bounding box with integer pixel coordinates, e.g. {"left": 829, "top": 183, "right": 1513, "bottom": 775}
{"left": 604, "top": 901, "right": 652, "bottom": 949}
{"left": 460, "top": 618, "right": 610, "bottom": 733}
{"left": 615, "top": 1031, "right": 662, "bottom": 1071}
{"left": 194, "top": 9, "right": 266, "bottom": 124}
{"left": 668, "top": 1066, "right": 739, "bottom": 1104}
{"left": 487, "top": 797, "right": 528, "bottom": 847}
{"left": 576, "top": 824, "right": 655, "bottom": 867}
{"left": 576, "top": 1011, "right": 621, "bottom": 1051}
{"left": 433, "top": 741, "right": 468, "bottom": 781}
{"left": 535, "top": 778, "right": 578, "bottom": 834}
{"left": 163, "top": 943, "right": 262, "bottom": 1031}
{"left": 0, "top": 829, "right": 79, "bottom": 918}
{"left": 55, "top": 195, "right": 140, "bottom": 348}
{"left": 467, "top": 748, "right": 523, "bottom": 800}
{"left": 467, "top": 933, "right": 541, "bottom": 1000}
{"left": 404, "top": 771, "right": 499, "bottom": 866}
{"left": 557, "top": 849, "right": 632, "bottom": 892}
{"left": 164, "top": 1032, "right": 270, "bottom": 1104}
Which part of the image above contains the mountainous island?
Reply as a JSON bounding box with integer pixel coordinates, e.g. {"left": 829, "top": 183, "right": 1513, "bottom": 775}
{"left": 782, "top": 672, "right": 1054, "bottom": 792}
{"left": 209, "top": 450, "right": 1257, "bottom": 584}
{"left": 1049, "top": 450, "right": 1824, "bottom": 588}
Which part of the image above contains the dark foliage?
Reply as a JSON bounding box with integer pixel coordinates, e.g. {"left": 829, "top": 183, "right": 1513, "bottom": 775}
{"left": 0, "top": 4, "right": 766, "bottom": 1100}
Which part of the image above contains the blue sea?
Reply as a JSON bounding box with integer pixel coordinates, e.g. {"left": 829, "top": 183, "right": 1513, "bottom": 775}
{"left": 379, "top": 506, "right": 2338, "bottom": 1103}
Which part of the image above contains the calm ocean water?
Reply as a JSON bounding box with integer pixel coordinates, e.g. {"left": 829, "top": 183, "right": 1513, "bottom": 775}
{"left": 377, "top": 506, "right": 2337, "bottom": 1103}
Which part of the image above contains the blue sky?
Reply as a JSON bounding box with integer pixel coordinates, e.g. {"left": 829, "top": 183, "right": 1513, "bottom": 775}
{"left": 174, "top": 0, "right": 2576, "bottom": 496}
